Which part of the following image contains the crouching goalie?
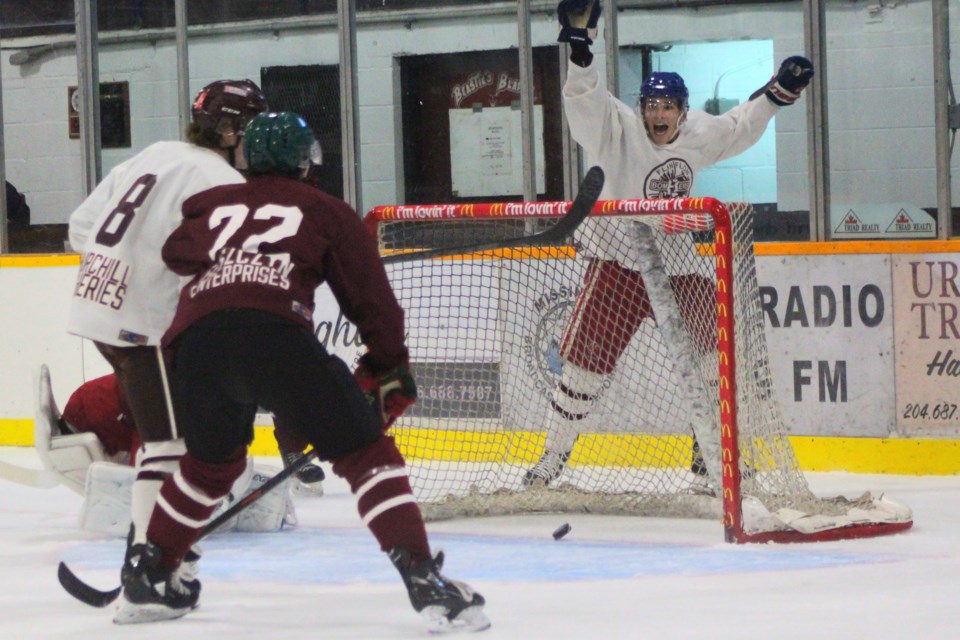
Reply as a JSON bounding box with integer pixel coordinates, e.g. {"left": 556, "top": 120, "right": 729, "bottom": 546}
{"left": 33, "top": 364, "right": 306, "bottom": 535}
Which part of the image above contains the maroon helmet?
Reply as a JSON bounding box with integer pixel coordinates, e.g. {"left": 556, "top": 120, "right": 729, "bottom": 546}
{"left": 191, "top": 79, "right": 268, "bottom": 134}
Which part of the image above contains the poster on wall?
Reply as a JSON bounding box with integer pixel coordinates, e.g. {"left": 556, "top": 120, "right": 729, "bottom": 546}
{"left": 757, "top": 254, "right": 895, "bottom": 437}
{"left": 892, "top": 254, "right": 960, "bottom": 436}
{"left": 448, "top": 69, "right": 545, "bottom": 198}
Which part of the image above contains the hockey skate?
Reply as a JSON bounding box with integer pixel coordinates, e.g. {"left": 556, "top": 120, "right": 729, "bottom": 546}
{"left": 281, "top": 448, "right": 325, "bottom": 496}
{"left": 390, "top": 547, "right": 490, "bottom": 633}
{"left": 113, "top": 542, "right": 200, "bottom": 625}
{"left": 521, "top": 450, "right": 571, "bottom": 487}
{"left": 686, "top": 438, "right": 753, "bottom": 496}
{"left": 687, "top": 440, "right": 714, "bottom": 495}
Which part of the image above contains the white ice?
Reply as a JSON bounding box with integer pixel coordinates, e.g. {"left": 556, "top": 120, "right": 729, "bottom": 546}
{"left": 1, "top": 446, "right": 957, "bottom": 639}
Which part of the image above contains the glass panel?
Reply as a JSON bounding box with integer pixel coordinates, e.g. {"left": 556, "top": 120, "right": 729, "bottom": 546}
{"left": 613, "top": 5, "right": 809, "bottom": 241}
{"left": 825, "top": 1, "right": 940, "bottom": 240}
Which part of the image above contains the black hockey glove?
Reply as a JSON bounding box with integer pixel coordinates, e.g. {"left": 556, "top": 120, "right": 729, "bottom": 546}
{"left": 354, "top": 354, "right": 417, "bottom": 430}
{"left": 752, "top": 56, "right": 814, "bottom": 106}
{"left": 557, "top": 0, "right": 602, "bottom": 46}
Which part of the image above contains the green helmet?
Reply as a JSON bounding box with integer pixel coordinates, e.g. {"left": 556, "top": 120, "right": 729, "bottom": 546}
{"left": 243, "top": 111, "right": 322, "bottom": 175}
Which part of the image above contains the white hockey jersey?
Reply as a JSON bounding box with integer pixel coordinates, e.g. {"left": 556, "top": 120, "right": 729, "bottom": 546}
{"left": 67, "top": 141, "right": 245, "bottom": 347}
{"left": 562, "top": 61, "right": 779, "bottom": 271}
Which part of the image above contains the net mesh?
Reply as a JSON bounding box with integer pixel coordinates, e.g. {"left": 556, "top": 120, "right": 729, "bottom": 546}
{"left": 367, "top": 200, "right": 910, "bottom": 539}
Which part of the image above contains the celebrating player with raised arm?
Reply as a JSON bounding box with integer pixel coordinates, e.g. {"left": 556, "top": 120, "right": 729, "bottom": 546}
{"left": 523, "top": 0, "right": 814, "bottom": 486}
{"left": 66, "top": 79, "right": 268, "bottom": 596}
{"left": 115, "top": 112, "right": 489, "bottom": 633}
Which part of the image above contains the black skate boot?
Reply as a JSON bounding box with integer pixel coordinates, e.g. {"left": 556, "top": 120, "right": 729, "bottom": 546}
{"left": 522, "top": 450, "right": 571, "bottom": 487}
{"left": 389, "top": 547, "right": 490, "bottom": 633}
{"left": 282, "top": 448, "right": 325, "bottom": 496}
{"left": 691, "top": 439, "right": 708, "bottom": 477}
{"left": 689, "top": 437, "right": 753, "bottom": 495}
{"left": 113, "top": 542, "right": 200, "bottom": 625}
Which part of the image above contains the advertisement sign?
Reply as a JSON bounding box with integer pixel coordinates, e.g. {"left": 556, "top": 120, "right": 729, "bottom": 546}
{"left": 757, "top": 254, "right": 895, "bottom": 436}
{"left": 831, "top": 203, "right": 936, "bottom": 239}
{"left": 447, "top": 69, "right": 546, "bottom": 198}
{"left": 892, "top": 254, "right": 960, "bottom": 436}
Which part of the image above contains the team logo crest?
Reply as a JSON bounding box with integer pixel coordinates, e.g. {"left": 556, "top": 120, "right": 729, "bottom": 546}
{"left": 523, "top": 287, "right": 578, "bottom": 400}
{"left": 645, "top": 158, "right": 694, "bottom": 198}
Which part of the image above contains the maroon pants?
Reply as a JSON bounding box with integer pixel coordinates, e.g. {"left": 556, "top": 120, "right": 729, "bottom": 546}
{"left": 560, "top": 259, "right": 717, "bottom": 375}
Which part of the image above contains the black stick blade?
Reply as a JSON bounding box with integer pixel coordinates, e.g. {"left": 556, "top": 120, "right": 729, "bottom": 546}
{"left": 57, "top": 561, "right": 121, "bottom": 608}
{"left": 530, "top": 165, "right": 604, "bottom": 245}
{"left": 383, "top": 165, "right": 604, "bottom": 265}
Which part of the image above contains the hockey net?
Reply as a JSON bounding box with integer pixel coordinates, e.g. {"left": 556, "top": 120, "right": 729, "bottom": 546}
{"left": 363, "top": 197, "right": 912, "bottom": 543}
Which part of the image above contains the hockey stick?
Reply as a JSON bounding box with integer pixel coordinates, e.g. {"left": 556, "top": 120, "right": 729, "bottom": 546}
{"left": 57, "top": 448, "right": 320, "bottom": 608}
{"left": 381, "top": 165, "right": 604, "bottom": 265}
{"left": 0, "top": 459, "right": 59, "bottom": 488}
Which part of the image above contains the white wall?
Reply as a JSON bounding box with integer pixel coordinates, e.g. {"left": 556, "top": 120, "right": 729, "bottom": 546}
{"left": 1, "top": 3, "right": 958, "bottom": 225}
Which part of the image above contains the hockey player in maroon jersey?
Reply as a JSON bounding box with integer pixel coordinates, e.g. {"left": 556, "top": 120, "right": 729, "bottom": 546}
{"left": 523, "top": 0, "right": 814, "bottom": 487}
{"left": 116, "top": 112, "right": 489, "bottom": 632}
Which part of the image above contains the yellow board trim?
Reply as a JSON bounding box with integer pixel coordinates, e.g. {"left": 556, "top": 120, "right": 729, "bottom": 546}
{"left": 0, "top": 253, "right": 81, "bottom": 268}
{"left": 6, "top": 420, "right": 958, "bottom": 475}
{"left": 4, "top": 239, "right": 959, "bottom": 270}
{"left": 755, "top": 239, "right": 960, "bottom": 256}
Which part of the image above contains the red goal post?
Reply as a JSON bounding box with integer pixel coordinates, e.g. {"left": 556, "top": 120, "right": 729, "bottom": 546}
{"left": 363, "top": 197, "right": 913, "bottom": 543}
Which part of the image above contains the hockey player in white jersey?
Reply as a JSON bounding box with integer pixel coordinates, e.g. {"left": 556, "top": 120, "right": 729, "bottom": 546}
{"left": 65, "top": 79, "right": 268, "bottom": 602}
{"left": 523, "top": 0, "right": 814, "bottom": 486}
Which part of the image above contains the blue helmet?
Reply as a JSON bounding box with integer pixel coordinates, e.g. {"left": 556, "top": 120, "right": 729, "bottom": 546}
{"left": 639, "top": 72, "right": 689, "bottom": 111}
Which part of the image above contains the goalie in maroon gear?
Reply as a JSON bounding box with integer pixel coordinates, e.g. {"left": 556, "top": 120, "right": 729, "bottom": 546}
{"left": 116, "top": 112, "right": 488, "bottom": 632}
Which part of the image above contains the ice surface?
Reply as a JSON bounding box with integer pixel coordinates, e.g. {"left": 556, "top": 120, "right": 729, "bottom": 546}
{"left": 1, "top": 446, "right": 957, "bottom": 639}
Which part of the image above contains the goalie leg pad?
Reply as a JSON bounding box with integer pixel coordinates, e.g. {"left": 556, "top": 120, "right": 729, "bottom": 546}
{"left": 235, "top": 466, "right": 297, "bottom": 532}
{"left": 80, "top": 461, "right": 136, "bottom": 536}
{"left": 207, "top": 460, "right": 297, "bottom": 533}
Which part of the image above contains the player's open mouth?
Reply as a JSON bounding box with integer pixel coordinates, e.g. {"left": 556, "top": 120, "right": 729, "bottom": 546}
{"left": 653, "top": 124, "right": 669, "bottom": 135}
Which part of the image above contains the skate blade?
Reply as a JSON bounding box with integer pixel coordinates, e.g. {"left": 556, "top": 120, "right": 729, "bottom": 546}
{"left": 113, "top": 600, "right": 193, "bottom": 625}
{"left": 422, "top": 604, "right": 491, "bottom": 634}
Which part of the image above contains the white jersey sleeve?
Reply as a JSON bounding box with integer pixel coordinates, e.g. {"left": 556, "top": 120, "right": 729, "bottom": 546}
{"left": 562, "top": 61, "right": 778, "bottom": 271}
{"left": 67, "top": 141, "right": 245, "bottom": 347}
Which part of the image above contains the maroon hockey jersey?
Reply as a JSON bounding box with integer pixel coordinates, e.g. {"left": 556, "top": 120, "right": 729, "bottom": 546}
{"left": 161, "top": 174, "right": 408, "bottom": 371}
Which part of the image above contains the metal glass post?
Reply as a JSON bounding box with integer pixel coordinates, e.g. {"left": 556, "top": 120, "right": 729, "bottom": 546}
{"left": 338, "top": 0, "right": 362, "bottom": 212}
{"left": 176, "top": 0, "right": 191, "bottom": 139}
{"left": 518, "top": 0, "right": 537, "bottom": 202}
{"left": 75, "top": 0, "right": 102, "bottom": 195}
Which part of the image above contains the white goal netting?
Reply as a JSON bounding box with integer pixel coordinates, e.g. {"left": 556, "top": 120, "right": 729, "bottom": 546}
{"left": 364, "top": 198, "right": 912, "bottom": 542}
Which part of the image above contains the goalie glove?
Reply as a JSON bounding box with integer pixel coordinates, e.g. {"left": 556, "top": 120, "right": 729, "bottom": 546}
{"left": 354, "top": 355, "right": 417, "bottom": 430}
{"left": 557, "top": 0, "right": 602, "bottom": 46}
{"left": 752, "top": 56, "right": 814, "bottom": 106}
